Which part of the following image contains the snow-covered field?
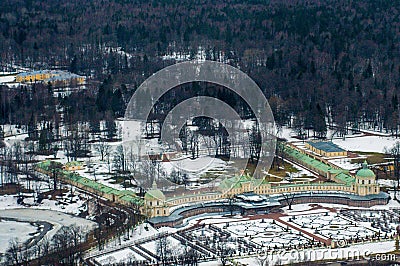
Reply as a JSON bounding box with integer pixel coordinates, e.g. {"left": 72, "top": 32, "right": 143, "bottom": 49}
{"left": 279, "top": 125, "right": 399, "bottom": 154}
{"left": 328, "top": 157, "right": 360, "bottom": 170}
{"left": 333, "top": 136, "right": 399, "bottom": 153}
{"left": 140, "top": 236, "right": 184, "bottom": 255}
{"left": 0, "top": 75, "right": 16, "bottom": 83}
{"left": 95, "top": 248, "right": 146, "bottom": 265}
{"left": 0, "top": 194, "right": 87, "bottom": 215}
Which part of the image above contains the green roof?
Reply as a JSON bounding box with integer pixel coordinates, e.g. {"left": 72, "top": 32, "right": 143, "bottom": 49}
{"left": 284, "top": 146, "right": 355, "bottom": 184}
{"left": 277, "top": 182, "right": 351, "bottom": 188}
{"left": 144, "top": 189, "right": 165, "bottom": 201}
{"left": 219, "top": 174, "right": 252, "bottom": 190}
{"left": 36, "top": 160, "right": 62, "bottom": 171}
{"left": 65, "top": 161, "right": 82, "bottom": 167}
{"left": 284, "top": 146, "right": 332, "bottom": 172}
{"left": 36, "top": 162, "right": 143, "bottom": 206}
{"left": 356, "top": 161, "right": 375, "bottom": 179}
{"left": 334, "top": 172, "right": 355, "bottom": 184}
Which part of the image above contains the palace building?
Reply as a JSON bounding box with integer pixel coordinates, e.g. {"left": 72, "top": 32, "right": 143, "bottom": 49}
{"left": 143, "top": 145, "right": 385, "bottom": 224}
{"left": 16, "top": 70, "right": 85, "bottom": 86}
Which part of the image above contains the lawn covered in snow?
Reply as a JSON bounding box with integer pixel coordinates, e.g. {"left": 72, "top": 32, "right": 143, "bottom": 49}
{"left": 333, "top": 136, "right": 399, "bottom": 153}
{"left": 95, "top": 248, "right": 146, "bottom": 265}
{"left": 0, "top": 75, "right": 16, "bottom": 83}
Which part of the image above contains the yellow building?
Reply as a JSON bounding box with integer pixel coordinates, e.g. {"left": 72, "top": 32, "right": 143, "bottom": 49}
{"left": 63, "top": 161, "right": 83, "bottom": 171}
{"left": 143, "top": 181, "right": 170, "bottom": 217}
{"left": 144, "top": 155, "right": 379, "bottom": 218}
{"left": 305, "top": 141, "right": 347, "bottom": 157}
{"left": 16, "top": 70, "right": 85, "bottom": 86}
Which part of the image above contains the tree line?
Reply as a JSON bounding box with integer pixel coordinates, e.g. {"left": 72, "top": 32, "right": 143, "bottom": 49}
{"left": 1, "top": 0, "right": 400, "bottom": 136}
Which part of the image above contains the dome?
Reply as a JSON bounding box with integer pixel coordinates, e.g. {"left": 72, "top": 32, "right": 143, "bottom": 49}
{"left": 356, "top": 161, "right": 375, "bottom": 179}
{"left": 144, "top": 181, "right": 165, "bottom": 201}
{"left": 144, "top": 189, "right": 165, "bottom": 201}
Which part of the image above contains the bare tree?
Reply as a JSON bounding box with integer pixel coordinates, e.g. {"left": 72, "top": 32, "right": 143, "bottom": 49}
{"left": 282, "top": 192, "right": 295, "bottom": 210}
{"left": 179, "top": 243, "right": 199, "bottom": 266}
{"left": 386, "top": 141, "right": 400, "bottom": 199}
{"left": 157, "top": 236, "right": 173, "bottom": 266}
{"left": 37, "top": 236, "right": 50, "bottom": 264}
{"left": 5, "top": 238, "right": 22, "bottom": 265}
{"left": 255, "top": 251, "right": 270, "bottom": 266}
{"left": 50, "top": 225, "right": 88, "bottom": 265}
{"left": 95, "top": 139, "right": 111, "bottom": 161}
{"left": 113, "top": 145, "right": 126, "bottom": 172}
{"left": 217, "top": 239, "right": 234, "bottom": 266}
{"left": 64, "top": 126, "right": 84, "bottom": 161}
{"left": 106, "top": 152, "right": 112, "bottom": 174}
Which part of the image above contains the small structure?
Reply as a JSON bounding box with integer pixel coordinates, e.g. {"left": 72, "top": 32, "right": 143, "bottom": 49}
{"left": 63, "top": 161, "right": 83, "bottom": 171}
{"left": 305, "top": 141, "right": 347, "bottom": 157}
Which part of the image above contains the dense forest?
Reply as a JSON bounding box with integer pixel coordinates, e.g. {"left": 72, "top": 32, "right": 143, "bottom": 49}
{"left": 1, "top": 0, "right": 400, "bottom": 137}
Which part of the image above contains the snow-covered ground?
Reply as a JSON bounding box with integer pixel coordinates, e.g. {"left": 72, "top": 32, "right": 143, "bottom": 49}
{"left": 95, "top": 248, "right": 146, "bottom": 265}
{"left": 161, "top": 46, "right": 228, "bottom": 62}
{"left": 278, "top": 126, "right": 358, "bottom": 143}
{"left": 328, "top": 157, "right": 360, "bottom": 170}
{"left": 237, "top": 241, "right": 395, "bottom": 265}
{"left": 378, "top": 179, "right": 396, "bottom": 187}
{"left": 279, "top": 125, "right": 399, "bottom": 154}
{"left": 282, "top": 197, "right": 400, "bottom": 214}
{"left": 2, "top": 124, "right": 28, "bottom": 138}
{"left": 282, "top": 159, "right": 317, "bottom": 179}
{"left": 219, "top": 218, "right": 312, "bottom": 249}
{"left": 0, "top": 75, "right": 16, "bottom": 83}
{"left": 277, "top": 126, "right": 302, "bottom": 142}
{"left": 0, "top": 194, "right": 87, "bottom": 216}
{"left": 333, "top": 135, "right": 399, "bottom": 153}
{"left": 141, "top": 236, "right": 183, "bottom": 255}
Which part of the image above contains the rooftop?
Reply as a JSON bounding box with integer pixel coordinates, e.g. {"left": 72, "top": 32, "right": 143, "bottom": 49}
{"left": 284, "top": 146, "right": 354, "bottom": 184}
{"left": 307, "top": 141, "right": 345, "bottom": 153}
{"left": 274, "top": 191, "right": 389, "bottom": 201}
{"left": 356, "top": 161, "right": 375, "bottom": 179}
{"left": 219, "top": 174, "right": 253, "bottom": 190}
{"left": 35, "top": 161, "right": 142, "bottom": 205}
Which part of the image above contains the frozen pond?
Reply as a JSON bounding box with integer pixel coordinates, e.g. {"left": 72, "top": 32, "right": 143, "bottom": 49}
{"left": 0, "top": 219, "right": 40, "bottom": 253}
{"left": 0, "top": 208, "right": 96, "bottom": 250}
